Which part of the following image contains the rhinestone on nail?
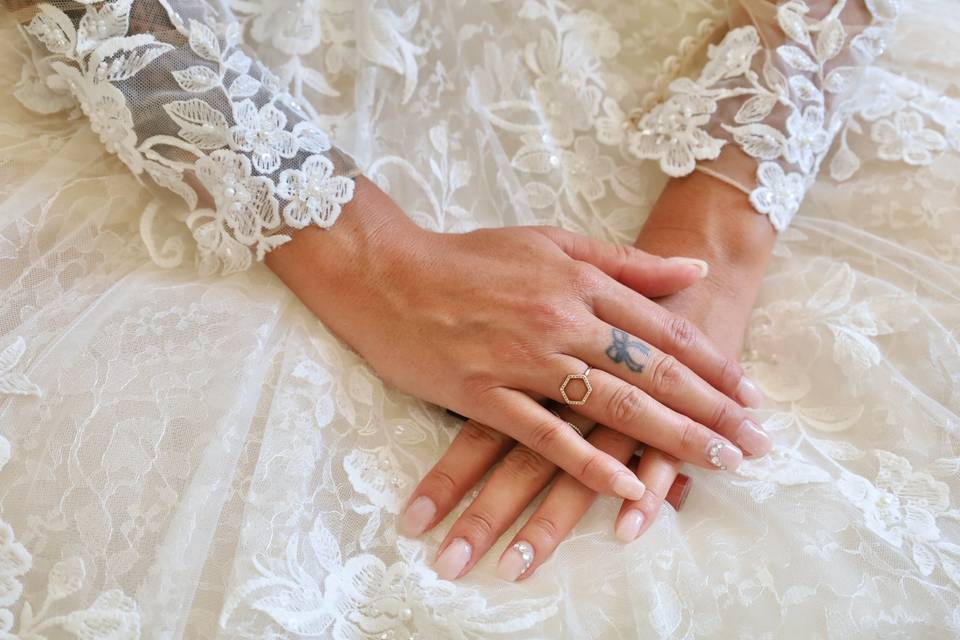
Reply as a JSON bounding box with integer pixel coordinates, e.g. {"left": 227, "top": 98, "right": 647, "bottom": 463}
{"left": 708, "top": 441, "right": 727, "bottom": 470}
{"left": 512, "top": 541, "right": 535, "bottom": 576}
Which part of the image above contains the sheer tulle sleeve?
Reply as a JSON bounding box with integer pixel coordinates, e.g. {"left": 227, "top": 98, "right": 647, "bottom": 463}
{"left": 627, "top": 0, "right": 899, "bottom": 231}
{"left": 12, "top": 0, "right": 360, "bottom": 274}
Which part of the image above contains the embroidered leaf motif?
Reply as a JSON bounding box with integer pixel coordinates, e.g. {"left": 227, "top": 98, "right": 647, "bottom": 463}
{"left": 0, "top": 337, "right": 40, "bottom": 397}
{"left": 26, "top": 5, "right": 76, "bottom": 55}
{"left": 77, "top": 0, "right": 132, "bottom": 55}
{"left": 188, "top": 18, "right": 221, "bottom": 62}
{"left": 778, "top": 45, "right": 819, "bottom": 72}
{"left": 777, "top": 4, "right": 812, "bottom": 48}
{"left": 735, "top": 94, "right": 777, "bottom": 124}
{"left": 816, "top": 19, "right": 846, "bottom": 62}
{"left": 225, "top": 50, "right": 253, "bottom": 75}
{"left": 163, "top": 99, "right": 229, "bottom": 149}
{"left": 172, "top": 65, "right": 220, "bottom": 93}
{"left": 228, "top": 74, "right": 261, "bottom": 99}
{"left": 725, "top": 124, "right": 787, "bottom": 159}
{"left": 91, "top": 35, "right": 174, "bottom": 82}
{"left": 789, "top": 75, "right": 823, "bottom": 103}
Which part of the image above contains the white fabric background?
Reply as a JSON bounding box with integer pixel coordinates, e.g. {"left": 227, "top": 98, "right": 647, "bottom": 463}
{"left": 1, "top": 1, "right": 958, "bottom": 638}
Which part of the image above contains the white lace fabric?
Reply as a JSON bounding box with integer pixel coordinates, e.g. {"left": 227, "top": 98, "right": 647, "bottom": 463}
{"left": 16, "top": 0, "right": 359, "bottom": 275}
{"left": 629, "top": 0, "right": 899, "bottom": 230}
{"left": 2, "top": 0, "right": 959, "bottom": 638}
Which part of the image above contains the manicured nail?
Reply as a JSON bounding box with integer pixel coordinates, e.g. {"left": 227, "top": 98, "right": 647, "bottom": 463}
{"left": 666, "top": 474, "right": 692, "bottom": 511}
{"left": 611, "top": 472, "right": 646, "bottom": 501}
{"left": 433, "top": 538, "right": 472, "bottom": 580}
{"left": 398, "top": 496, "right": 436, "bottom": 537}
{"left": 734, "top": 419, "right": 772, "bottom": 457}
{"left": 667, "top": 257, "right": 709, "bottom": 278}
{"left": 497, "top": 541, "right": 534, "bottom": 582}
{"left": 615, "top": 509, "right": 645, "bottom": 543}
{"left": 735, "top": 377, "right": 764, "bottom": 409}
{"left": 707, "top": 439, "right": 743, "bottom": 471}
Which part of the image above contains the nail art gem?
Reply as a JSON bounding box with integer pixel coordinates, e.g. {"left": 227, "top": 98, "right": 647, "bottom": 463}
{"left": 512, "top": 540, "right": 534, "bottom": 576}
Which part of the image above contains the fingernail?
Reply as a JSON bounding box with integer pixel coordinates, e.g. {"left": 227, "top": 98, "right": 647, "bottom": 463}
{"left": 398, "top": 496, "right": 436, "bottom": 537}
{"left": 735, "top": 377, "right": 764, "bottom": 409}
{"left": 707, "top": 439, "right": 743, "bottom": 471}
{"left": 497, "top": 541, "right": 534, "bottom": 582}
{"left": 433, "top": 538, "right": 472, "bottom": 580}
{"left": 734, "top": 419, "right": 772, "bottom": 457}
{"left": 611, "top": 472, "right": 646, "bottom": 501}
{"left": 666, "top": 474, "right": 692, "bottom": 511}
{"left": 667, "top": 257, "right": 709, "bottom": 278}
{"left": 615, "top": 509, "right": 645, "bottom": 543}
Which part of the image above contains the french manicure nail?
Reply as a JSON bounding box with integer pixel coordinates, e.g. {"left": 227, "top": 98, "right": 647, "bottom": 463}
{"left": 398, "top": 496, "right": 437, "bottom": 537}
{"left": 612, "top": 472, "right": 647, "bottom": 501}
{"left": 497, "top": 541, "right": 534, "bottom": 582}
{"left": 735, "top": 377, "right": 764, "bottom": 409}
{"left": 615, "top": 510, "right": 645, "bottom": 543}
{"left": 667, "top": 257, "right": 709, "bottom": 279}
{"left": 734, "top": 419, "right": 772, "bottom": 457}
{"left": 433, "top": 538, "right": 472, "bottom": 580}
{"left": 707, "top": 439, "right": 743, "bottom": 471}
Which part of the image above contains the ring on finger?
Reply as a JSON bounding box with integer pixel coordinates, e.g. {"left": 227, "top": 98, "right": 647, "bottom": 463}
{"left": 560, "top": 367, "right": 592, "bottom": 406}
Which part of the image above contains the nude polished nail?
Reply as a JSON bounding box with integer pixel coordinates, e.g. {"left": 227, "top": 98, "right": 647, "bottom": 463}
{"left": 615, "top": 509, "right": 646, "bottom": 543}
{"left": 734, "top": 419, "right": 772, "bottom": 457}
{"left": 398, "top": 495, "right": 436, "bottom": 537}
{"left": 735, "top": 377, "right": 764, "bottom": 409}
{"left": 611, "top": 472, "right": 647, "bottom": 501}
{"left": 434, "top": 538, "right": 472, "bottom": 580}
{"left": 667, "top": 257, "right": 710, "bottom": 278}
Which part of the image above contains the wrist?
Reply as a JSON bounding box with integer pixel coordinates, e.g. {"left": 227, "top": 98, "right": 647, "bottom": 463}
{"left": 634, "top": 172, "right": 777, "bottom": 356}
{"left": 636, "top": 172, "right": 775, "bottom": 292}
{"left": 265, "top": 177, "right": 434, "bottom": 323}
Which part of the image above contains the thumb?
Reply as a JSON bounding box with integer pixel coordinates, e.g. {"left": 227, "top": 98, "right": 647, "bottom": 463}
{"left": 530, "top": 226, "right": 708, "bottom": 297}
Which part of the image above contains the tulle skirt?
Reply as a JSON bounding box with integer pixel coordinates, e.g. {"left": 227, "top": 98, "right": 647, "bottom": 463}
{"left": 1, "top": 1, "right": 958, "bottom": 638}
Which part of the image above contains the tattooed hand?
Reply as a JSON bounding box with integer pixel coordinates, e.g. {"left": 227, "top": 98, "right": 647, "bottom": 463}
{"left": 401, "top": 172, "right": 776, "bottom": 582}
{"left": 267, "top": 177, "right": 763, "bottom": 514}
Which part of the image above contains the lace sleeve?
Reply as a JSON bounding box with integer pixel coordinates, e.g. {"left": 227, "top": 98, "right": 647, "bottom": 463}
{"left": 627, "top": 0, "right": 899, "bottom": 231}
{"left": 12, "top": 0, "right": 360, "bottom": 274}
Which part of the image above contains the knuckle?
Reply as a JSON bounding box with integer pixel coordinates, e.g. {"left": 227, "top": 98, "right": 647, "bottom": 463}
{"left": 528, "top": 299, "right": 576, "bottom": 333}
{"left": 608, "top": 384, "right": 648, "bottom": 425}
{"left": 462, "top": 373, "right": 499, "bottom": 400}
{"left": 459, "top": 509, "right": 497, "bottom": 539}
{"left": 529, "top": 419, "right": 564, "bottom": 455}
{"left": 650, "top": 355, "right": 683, "bottom": 395}
{"left": 718, "top": 357, "right": 744, "bottom": 394}
{"left": 664, "top": 314, "right": 698, "bottom": 351}
{"left": 578, "top": 450, "right": 612, "bottom": 486}
{"left": 709, "top": 400, "right": 734, "bottom": 432}
{"left": 677, "top": 419, "right": 701, "bottom": 454}
{"left": 526, "top": 514, "right": 560, "bottom": 543}
{"left": 503, "top": 446, "right": 550, "bottom": 480}
{"left": 426, "top": 467, "right": 460, "bottom": 497}
{"left": 569, "top": 262, "right": 606, "bottom": 296}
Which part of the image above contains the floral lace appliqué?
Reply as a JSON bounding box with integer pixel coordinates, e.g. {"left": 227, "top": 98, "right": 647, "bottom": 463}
{"left": 19, "top": 1, "right": 358, "bottom": 275}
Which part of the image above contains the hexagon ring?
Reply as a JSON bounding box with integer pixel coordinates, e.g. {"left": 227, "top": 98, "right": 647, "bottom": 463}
{"left": 560, "top": 367, "right": 592, "bottom": 406}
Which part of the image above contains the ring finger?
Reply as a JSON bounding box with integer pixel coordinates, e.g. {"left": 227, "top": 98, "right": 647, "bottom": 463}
{"left": 528, "top": 358, "right": 745, "bottom": 471}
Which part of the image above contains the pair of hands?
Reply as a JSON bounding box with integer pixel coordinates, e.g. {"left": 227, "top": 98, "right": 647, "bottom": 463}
{"left": 266, "top": 172, "right": 776, "bottom": 583}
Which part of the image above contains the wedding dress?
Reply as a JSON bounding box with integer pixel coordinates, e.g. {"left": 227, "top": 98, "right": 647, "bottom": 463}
{"left": 1, "top": 0, "right": 958, "bottom": 638}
